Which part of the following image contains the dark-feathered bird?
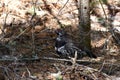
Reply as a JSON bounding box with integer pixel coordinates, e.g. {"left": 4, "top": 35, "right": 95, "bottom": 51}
{"left": 55, "top": 29, "right": 97, "bottom": 59}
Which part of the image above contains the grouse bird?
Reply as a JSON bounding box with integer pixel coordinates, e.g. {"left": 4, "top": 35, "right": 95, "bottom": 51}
{"left": 55, "top": 29, "right": 97, "bottom": 59}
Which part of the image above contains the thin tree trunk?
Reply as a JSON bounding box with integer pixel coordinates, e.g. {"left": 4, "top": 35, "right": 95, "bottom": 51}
{"left": 78, "top": 0, "right": 91, "bottom": 51}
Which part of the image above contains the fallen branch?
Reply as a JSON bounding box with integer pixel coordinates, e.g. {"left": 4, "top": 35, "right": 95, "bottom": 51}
{"left": 0, "top": 56, "right": 119, "bottom": 68}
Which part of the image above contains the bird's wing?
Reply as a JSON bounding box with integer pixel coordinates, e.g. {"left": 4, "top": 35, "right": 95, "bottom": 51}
{"left": 65, "top": 43, "right": 86, "bottom": 58}
{"left": 56, "top": 46, "right": 70, "bottom": 57}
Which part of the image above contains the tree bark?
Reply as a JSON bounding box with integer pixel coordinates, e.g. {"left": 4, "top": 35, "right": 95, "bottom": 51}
{"left": 78, "top": 0, "right": 91, "bottom": 51}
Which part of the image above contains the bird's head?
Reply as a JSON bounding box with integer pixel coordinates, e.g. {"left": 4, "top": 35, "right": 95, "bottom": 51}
{"left": 55, "top": 29, "right": 66, "bottom": 36}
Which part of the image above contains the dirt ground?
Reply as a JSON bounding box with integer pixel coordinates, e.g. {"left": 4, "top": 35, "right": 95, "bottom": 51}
{"left": 0, "top": 0, "right": 120, "bottom": 80}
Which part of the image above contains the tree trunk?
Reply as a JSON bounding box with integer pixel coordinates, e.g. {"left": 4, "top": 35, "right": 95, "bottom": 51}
{"left": 78, "top": 0, "right": 91, "bottom": 51}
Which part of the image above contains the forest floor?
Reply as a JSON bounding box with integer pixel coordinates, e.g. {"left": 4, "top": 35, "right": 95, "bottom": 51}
{"left": 0, "top": 0, "right": 120, "bottom": 80}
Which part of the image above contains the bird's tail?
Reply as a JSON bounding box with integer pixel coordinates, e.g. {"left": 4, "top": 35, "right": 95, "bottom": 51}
{"left": 84, "top": 48, "right": 97, "bottom": 58}
{"left": 87, "top": 51, "right": 97, "bottom": 58}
